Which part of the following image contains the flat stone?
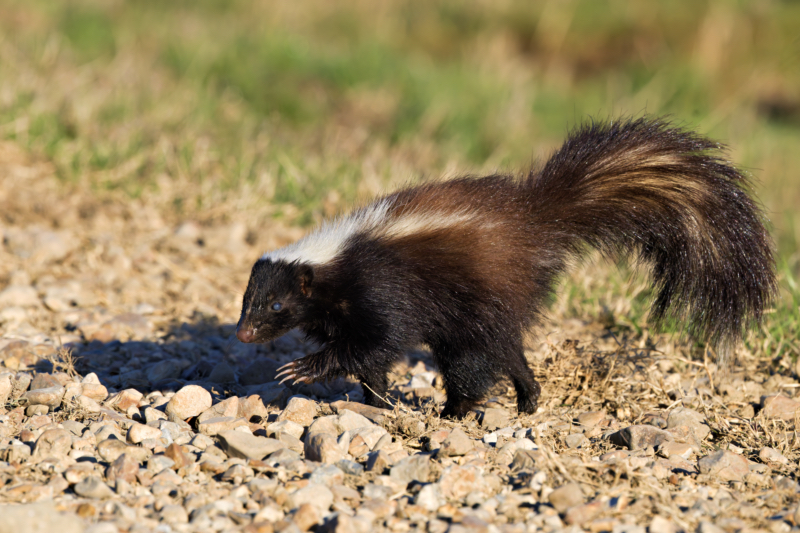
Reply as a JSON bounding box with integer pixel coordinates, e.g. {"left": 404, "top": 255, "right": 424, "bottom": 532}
{"left": 165, "top": 385, "right": 212, "bottom": 420}
{"left": 337, "top": 409, "right": 374, "bottom": 432}
{"left": 0, "top": 373, "right": 14, "bottom": 406}
{"left": 97, "top": 438, "right": 132, "bottom": 462}
{"left": 330, "top": 400, "right": 388, "bottom": 424}
{"left": 267, "top": 419, "right": 305, "bottom": 439}
{"left": 23, "top": 385, "right": 65, "bottom": 408}
{"left": 278, "top": 396, "right": 319, "bottom": 426}
{"left": 390, "top": 454, "right": 431, "bottom": 484}
{"left": 697, "top": 450, "right": 749, "bottom": 482}
{"left": 128, "top": 422, "right": 163, "bottom": 444}
{"left": 565, "top": 501, "right": 604, "bottom": 525}
{"left": 438, "top": 465, "right": 484, "bottom": 500}
{"left": 208, "top": 361, "right": 236, "bottom": 384}
{"left": 481, "top": 408, "right": 510, "bottom": 431}
{"left": 160, "top": 504, "right": 189, "bottom": 524}
{"left": 289, "top": 483, "right": 334, "bottom": 514}
{"left": 657, "top": 441, "right": 696, "bottom": 460}
{"left": 305, "top": 432, "right": 345, "bottom": 464}
{"left": 198, "top": 416, "right": 248, "bottom": 436}
{"left": 293, "top": 502, "right": 322, "bottom": 531}
{"left": 238, "top": 394, "right": 269, "bottom": 420}
{"left": 198, "top": 396, "right": 240, "bottom": 422}
{"left": 667, "top": 407, "right": 710, "bottom": 440}
{"left": 760, "top": 394, "right": 800, "bottom": 420}
{"left": 649, "top": 516, "right": 679, "bottom": 533}
{"left": 438, "top": 427, "right": 473, "bottom": 457}
{"left": 239, "top": 358, "right": 282, "bottom": 386}
{"left": 74, "top": 476, "right": 115, "bottom": 499}
{"left": 217, "top": 430, "right": 285, "bottom": 460}
{"left": 32, "top": 428, "right": 72, "bottom": 461}
{"left": 309, "top": 464, "right": 345, "bottom": 487}
{"left": 0, "top": 502, "right": 84, "bottom": 533}
{"left": 576, "top": 411, "right": 607, "bottom": 428}
{"left": 164, "top": 443, "right": 193, "bottom": 469}
{"left": 549, "top": 483, "right": 585, "bottom": 513}
{"left": 565, "top": 433, "right": 588, "bottom": 449}
{"left": 106, "top": 389, "right": 144, "bottom": 412}
{"left": 366, "top": 450, "right": 392, "bottom": 473}
{"left": 106, "top": 453, "right": 140, "bottom": 484}
{"left": 416, "top": 483, "right": 444, "bottom": 512}
{"left": 0, "top": 285, "right": 40, "bottom": 308}
{"left": 759, "top": 446, "right": 790, "bottom": 465}
{"left": 608, "top": 425, "right": 673, "bottom": 450}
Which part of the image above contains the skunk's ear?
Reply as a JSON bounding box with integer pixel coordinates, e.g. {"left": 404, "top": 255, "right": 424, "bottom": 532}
{"left": 297, "top": 264, "right": 314, "bottom": 297}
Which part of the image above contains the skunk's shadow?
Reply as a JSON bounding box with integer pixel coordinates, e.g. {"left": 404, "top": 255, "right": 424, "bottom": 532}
{"left": 55, "top": 314, "right": 365, "bottom": 408}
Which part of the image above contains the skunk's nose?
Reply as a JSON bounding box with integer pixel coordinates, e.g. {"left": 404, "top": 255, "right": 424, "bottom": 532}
{"left": 236, "top": 327, "right": 255, "bottom": 343}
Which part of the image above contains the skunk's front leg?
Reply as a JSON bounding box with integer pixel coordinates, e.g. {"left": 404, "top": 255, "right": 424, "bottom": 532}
{"left": 275, "top": 348, "right": 344, "bottom": 386}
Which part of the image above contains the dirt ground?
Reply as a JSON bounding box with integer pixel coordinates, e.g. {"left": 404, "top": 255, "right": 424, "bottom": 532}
{"left": 2, "top": 140, "right": 800, "bottom": 533}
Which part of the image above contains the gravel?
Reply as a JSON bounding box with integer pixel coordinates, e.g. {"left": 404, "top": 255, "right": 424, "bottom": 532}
{"left": 1, "top": 148, "right": 799, "bottom": 532}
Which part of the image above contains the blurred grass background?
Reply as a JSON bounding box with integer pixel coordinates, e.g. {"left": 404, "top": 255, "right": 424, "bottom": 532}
{"left": 1, "top": 0, "right": 799, "bottom": 356}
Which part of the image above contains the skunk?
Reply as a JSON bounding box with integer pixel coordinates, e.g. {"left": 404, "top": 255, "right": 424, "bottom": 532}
{"left": 236, "top": 117, "right": 775, "bottom": 418}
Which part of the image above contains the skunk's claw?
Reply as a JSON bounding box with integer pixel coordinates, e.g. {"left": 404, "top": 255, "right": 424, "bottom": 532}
{"left": 276, "top": 359, "right": 318, "bottom": 386}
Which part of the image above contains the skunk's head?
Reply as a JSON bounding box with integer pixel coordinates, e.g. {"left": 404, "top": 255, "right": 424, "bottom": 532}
{"left": 236, "top": 259, "right": 314, "bottom": 344}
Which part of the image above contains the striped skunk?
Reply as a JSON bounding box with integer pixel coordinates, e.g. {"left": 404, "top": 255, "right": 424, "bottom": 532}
{"left": 236, "top": 117, "right": 775, "bottom": 418}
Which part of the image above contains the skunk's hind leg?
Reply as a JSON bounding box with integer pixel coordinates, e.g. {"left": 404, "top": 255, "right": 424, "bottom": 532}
{"left": 434, "top": 343, "right": 496, "bottom": 419}
{"left": 507, "top": 337, "right": 540, "bottom": 414}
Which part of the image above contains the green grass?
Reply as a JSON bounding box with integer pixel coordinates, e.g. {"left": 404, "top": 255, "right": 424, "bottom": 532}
{"left": 1, "top": 0, "right": 798, "bottom": 359}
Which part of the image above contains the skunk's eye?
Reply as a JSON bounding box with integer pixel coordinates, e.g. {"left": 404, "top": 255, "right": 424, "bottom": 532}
{"left": 271, "top": 302, "right": 282, "bottom": 311}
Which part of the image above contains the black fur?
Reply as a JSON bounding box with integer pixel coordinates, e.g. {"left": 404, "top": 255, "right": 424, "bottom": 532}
{"left": 237, "top": 117, "right": 776, "bottom": 418}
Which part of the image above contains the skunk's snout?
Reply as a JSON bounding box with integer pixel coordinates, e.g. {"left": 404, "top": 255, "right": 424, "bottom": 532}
{"left": 236, "top": 327, "right": 255, "bottom": 343}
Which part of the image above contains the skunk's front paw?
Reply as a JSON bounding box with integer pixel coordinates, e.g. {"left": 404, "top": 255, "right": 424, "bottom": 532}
{"left": 275, "top": 358, "right": 320, "bottom": 386}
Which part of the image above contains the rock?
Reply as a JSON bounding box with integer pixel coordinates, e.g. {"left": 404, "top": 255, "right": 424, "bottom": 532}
{"left": 278, "top": 396, "right": 319, "bottom": 426}
{"left": 390, "top": 454, "right": 431, "bottom": 484}
{"left": 497, "top": 438, "right": 537, "bottom": 464}
{"left": 510, "top": 449, "right": 542, "bottom": 471}
{"left": 146, "top": 360, "right": 184, "bottom": 384}
{"left": 305, "top": 432, "right": 345, "bottom": 464}
{"left": 667, "top": 407, "right": 710, "bottom": 440}
{"left": 292, "top": 502, "right": 321, "bottom": 531}
{"left": 697, "top": 450, "right": 749, "bottom": 482}
{"left": 288, "top": 483, "right": 334, "bottom": 514}
{"left": 759, "top": 446, "right": 790, "bottom": 465}
{"left": 565, "top": 433, "right": 588, "bottom": 449}
{"left": 106, "top": 389, "right": 144, "bottom": 412}
{"left": 438, "top": 428, "right": 473, "bottom": 457}
{"left": 335, "top": 459, "right": 365, "bottom": 476}
{"left": 31, "top": 428, "right": 72, "bottom": 461}
{"left": 549, "top": 483, "right": 585, "bottom": 513}
{"left": 160, "top": 505, "right": 189, "bottom": 524}
{"left": 565, "top": 501, "right": 603, "bottom": 525}
{"left": 366, "top": 450, "right": 392, "bottom": 473}
{"left": 337, "top": 409, "right": 374, "bottom": 432}
{"left": 23, "top": 385, "right": 65, "bottom": 408}
{"left": 0, "top": 285, "right": 40, "bottom": 308}
{"left": 74, "top": 476, "right": 115, "bottom": 499}
{"left": 106, "top": 453, "right": 139, "bottom": 484}
{"left": 239, "top": 358, "right": 282, "bottom": 386}
{"left": 0, "top": 373, "right": 13, "bottom": 405}
{"left": 481, "top": 408, "right": 510, "bottom": 430}
{"left": 438, "top": 465, "right": 484, "bottom": 500}
{"left": 198, "top": 396, "right": 239, "bottom": 422}
{"left": 330, "top": 400, "right": 388, "bottom": 424}
{"left": 416, "top": 483, "right": 444, "bottom": 511}
{"left": 576, "top": 411, "right": 606, "bottom": 427}
{"left": 760, "top": 394, "right": 800, "bottom": 420}
{"left": 649, "top": 516, "right": 679, "bottom": 533}
{"left": 657, "top": 441, "right": 696, "bottom": 460}
{"left": 697, "top": 522, "right": 726, "bottom": 533}
{"left": 198, "top": 416, "right": 248, "bottom": 436}
{"left": 0, "top": 502, "right": 84, "bottom": 533}
{"left": 217, "top": 430, "right": 285, "bottom": 460}
{"left": 128, "top": 422, "right": 163, "bottom": 444}
{"left": 165, "top": 384, "right": 212, "bottom": 420}
{"left": 208, "top": 361, "right": 236, "bottom": 384}
{"left": 309, "top": 464, "right": 345, "bottom": 487}
{"left": 350, "top": 425, "right": 388, "bottom": 449}
{"left": 267, "top": 419, "right": 305, "bottom": 439}
{"left": 97, "top": 438, "right": 132, "bottom": 462}
{"left": 164, "top": 443, "right": 192, "bottom": 469}
{"left": 608, "top": 425, "right": 673, "bottom": 450}
{"left": 239, "top": 394, "right": 269, "bottom": 420}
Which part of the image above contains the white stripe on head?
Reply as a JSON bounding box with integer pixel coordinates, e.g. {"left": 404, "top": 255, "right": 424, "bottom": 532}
{"left": 263, "top": 199, "right": 393, "bottom": 264}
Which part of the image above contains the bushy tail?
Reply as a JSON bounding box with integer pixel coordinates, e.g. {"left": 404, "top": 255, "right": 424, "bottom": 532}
{"left": 528, "top": 117, "right": 776, "bottom": 352}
